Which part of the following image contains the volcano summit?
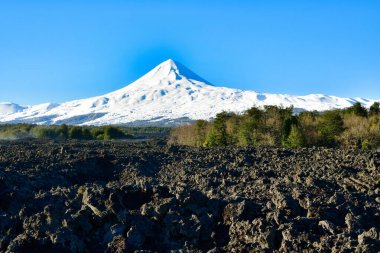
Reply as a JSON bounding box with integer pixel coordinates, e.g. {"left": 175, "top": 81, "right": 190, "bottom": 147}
{"left": 0, "top": 59, "right": 377, "bottom": 126}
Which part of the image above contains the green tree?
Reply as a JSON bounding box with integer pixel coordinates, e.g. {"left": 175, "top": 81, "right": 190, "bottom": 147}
{"left": 203, "top": 112, "right": 229, "bottom": 146}
{"left": 237, "top": 119, "right": 254, "bottom": 146}
{"left": 104, "top": 126, "right": 125, "bottom": 140}
{"left": 345, "top": 102, "right": 368, "bottom": 117}
{"left": 82, "top": 128, "right": 92, "bottom": 140}
{"left": 226, "top": 113, "right": 240, "bottom": 145}
{"left": 69, "top": 126, "right": 83, "bottom": 139}
{"left": 246, "top": 106, "right": 262, "bottom": 122}
{"left": 318, "top": 110, "right": 344, "bottom": 146}
{"left": 284, "top": 124, "right": 304, "bottom": 148}
{"left": 203, "top": 129, "right": 218, "bottom": 147}
{"left": 236, "top": 107, "right": 263, "bottom": 146}
{"left": 58, "top": 124, "right": 69, "bottom": 139}
{"left": 263, "top": 105, "right": 294, "bottom": 146}
{"left": 369, "top": 102, "right": 380, "bottom": 116}
{"left": 91, "top": 127, "right": 105, "bottom": 140}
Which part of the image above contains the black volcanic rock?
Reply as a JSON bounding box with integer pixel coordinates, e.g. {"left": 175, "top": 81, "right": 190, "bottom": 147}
{"left": 0, "top": 140, "right": 379, "bottom": 252}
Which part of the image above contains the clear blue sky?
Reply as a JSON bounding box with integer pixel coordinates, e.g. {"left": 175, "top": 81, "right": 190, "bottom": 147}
{"left": 1, "top": 0, "right": 379, "bottom": 105}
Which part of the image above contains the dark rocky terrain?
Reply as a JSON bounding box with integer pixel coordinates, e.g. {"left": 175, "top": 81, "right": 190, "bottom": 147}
{"left": 0, "top": 140, "right": 379, "bottom": 252}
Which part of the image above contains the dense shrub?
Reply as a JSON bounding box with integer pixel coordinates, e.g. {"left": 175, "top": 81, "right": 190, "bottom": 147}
{"left": 104, "top": 126, "right": 126, "bottom": 140}
{"left": 340, "top": 115, "right": 370, "bottom": 149}
{"left": 298, "top": 111, "right": 319, "bottom": 147}
{"left": 194, "top": 120, "right": 209, "bottom": 146}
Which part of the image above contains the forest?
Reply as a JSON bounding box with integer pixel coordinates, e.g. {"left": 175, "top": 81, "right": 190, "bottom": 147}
{"left": 169, "top": 102, "right": 380, "bottom": 150}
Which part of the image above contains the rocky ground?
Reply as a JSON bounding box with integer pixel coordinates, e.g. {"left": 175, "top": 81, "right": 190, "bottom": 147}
{"left": 0, "top": 140, "right": 379, "bottom": 252}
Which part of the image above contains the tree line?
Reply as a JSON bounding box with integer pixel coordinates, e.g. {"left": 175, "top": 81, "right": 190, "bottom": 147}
{"left": 169, "top": 102, "right": 380, "bottom": 150}
{"left": 0, "top": 124, "right": 169, "bottom": 141}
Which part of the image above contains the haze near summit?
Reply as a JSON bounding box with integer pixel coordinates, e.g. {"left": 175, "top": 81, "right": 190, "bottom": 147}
{"left": 0, "top": 1, "right": 379, "bottom": 105}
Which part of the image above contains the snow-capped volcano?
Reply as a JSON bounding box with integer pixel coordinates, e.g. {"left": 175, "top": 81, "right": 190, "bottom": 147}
{"left": 0, "top": 59, "right": 378, "bottom": 125}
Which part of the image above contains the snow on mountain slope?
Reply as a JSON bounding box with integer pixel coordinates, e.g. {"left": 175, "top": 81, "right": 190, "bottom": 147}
{"left": 0, "top": 102, "right": 28, "bottom": 115}
{"left": 0, "top": 59, "right": 378, "bottom": 125}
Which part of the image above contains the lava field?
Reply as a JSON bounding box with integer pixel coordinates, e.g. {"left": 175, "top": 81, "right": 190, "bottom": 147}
{"left": 0, "top": 140, "right": 379, "bottom": 252}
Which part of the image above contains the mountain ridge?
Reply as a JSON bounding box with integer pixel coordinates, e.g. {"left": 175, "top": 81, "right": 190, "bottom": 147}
{"left": 0, "top": 59, "right": 378, "bottom": 126}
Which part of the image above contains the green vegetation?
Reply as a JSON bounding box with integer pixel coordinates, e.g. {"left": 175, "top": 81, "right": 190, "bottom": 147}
{"left": 169, "top": 102, "right": 380, "bottom": 150}
{"left": 318, "top": 110, "right": 344, "bottom": 146}
{"left": 0, "top": 124, "right": 170, "bottom": 141}
{"left": 369, "top": 102, "right": 380, "bottom": 116}
{"left": 284, "top": 124, "right": 304, "bottom": 148}
{"left": 204, "top": 111, "right": 230, "bottom": 147}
